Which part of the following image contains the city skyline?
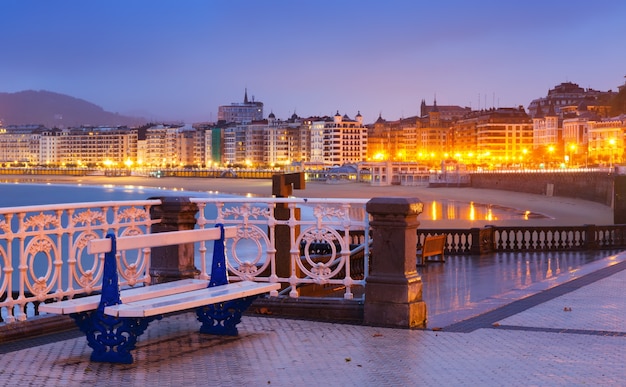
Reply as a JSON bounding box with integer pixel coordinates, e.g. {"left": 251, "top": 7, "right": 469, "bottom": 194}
{"left": 1, "top": 0, "right": 625, "bottom": 125}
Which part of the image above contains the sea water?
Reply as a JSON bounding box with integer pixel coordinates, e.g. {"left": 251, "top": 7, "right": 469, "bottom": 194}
{"left": 0, "top": 182, "right": 223, "bottom": 207}
{"left": 0, "top": 182, "right": 548, "bottom": 221}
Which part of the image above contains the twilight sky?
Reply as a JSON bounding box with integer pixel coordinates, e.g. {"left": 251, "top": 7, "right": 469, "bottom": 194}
{"left": 2, "top": 0, "right": 625, "bottom": 125}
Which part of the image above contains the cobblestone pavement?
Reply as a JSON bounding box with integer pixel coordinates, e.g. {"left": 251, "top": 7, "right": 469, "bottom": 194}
{"left": 2, "top": 253, "right": 625, "bottom": 386}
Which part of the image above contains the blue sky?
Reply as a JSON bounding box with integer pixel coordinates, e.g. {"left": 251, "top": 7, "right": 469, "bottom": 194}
{"left": 1, "top": 0, "right": 625, "bottom": 124}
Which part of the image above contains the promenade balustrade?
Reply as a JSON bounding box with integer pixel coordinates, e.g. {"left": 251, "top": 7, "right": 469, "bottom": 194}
{"left": 418, "top": 224, "right": 626, "bottom": 255}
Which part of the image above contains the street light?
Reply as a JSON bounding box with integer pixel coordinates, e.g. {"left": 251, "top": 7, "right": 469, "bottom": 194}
{"left": 609, "top": 138, "right": 616, "bottom": 168}
{"left": 569, "top": 144, "right": 577, "bottom": 167}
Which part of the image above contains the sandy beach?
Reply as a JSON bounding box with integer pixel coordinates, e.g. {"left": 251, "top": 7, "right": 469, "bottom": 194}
{"left": 0, "top": 174, "right": 614, "bottom": 227}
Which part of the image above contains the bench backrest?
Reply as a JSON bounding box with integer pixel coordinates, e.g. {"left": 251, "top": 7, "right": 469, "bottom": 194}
{"left": 423, "top": 234, "right": 446, "bottom": 254}
{"left": 90, "top": 225, "right": 239, "bottom": 312}
{"left": 88, "top": 226, "right": 238, "bottom": 255}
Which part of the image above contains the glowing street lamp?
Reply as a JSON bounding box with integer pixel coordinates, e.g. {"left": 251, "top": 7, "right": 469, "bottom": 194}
{"left": 568, "top": 144, "right": 577, "bottom": 167}
{"left": 609, "top": 138, "right": 616, "bottom": 168}
{"left": 547, "top": 145, "right": 555, "bottom": 167}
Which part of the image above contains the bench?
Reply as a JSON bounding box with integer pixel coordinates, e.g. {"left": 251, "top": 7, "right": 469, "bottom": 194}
{"left": 416, "top": 234, "right": 446, "bottom": 266}
{"left": 39, "top": 224, "right": 280, "bottom": 364}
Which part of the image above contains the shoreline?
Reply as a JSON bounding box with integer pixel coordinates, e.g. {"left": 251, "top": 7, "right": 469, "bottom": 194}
{"left": 0, "top": 174, "right": 614, "bottom": 227}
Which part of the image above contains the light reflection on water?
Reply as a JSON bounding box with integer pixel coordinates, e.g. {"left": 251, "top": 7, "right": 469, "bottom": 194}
{"left": 424, "top": 200, "right": 547, "bottom": 221}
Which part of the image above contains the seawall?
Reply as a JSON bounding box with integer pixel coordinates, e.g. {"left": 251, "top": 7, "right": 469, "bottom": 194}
{"left": 470, "top": 171, "right": 614, "bottom": 207}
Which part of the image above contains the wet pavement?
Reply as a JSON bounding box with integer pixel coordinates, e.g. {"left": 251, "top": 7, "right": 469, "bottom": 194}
{"left": 419, "top": 249, "right": 624, "bottom": 328}
{"left": 1, "top": 249, "right": 625, "bottom": 386}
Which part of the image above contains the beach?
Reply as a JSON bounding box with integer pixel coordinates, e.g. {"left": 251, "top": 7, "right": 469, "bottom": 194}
{"left": 0, "top": 174, "right": 614, "bottom": 227}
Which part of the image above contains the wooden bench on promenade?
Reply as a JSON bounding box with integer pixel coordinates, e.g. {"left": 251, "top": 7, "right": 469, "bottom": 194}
{"left": 416, "top": 234, "right": 446, "bottom": 266}
{"left": 40, "top": 224, "right": 280, "bottom": 364}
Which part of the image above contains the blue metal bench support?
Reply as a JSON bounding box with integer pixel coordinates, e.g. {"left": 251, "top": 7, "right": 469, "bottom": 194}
{"left": 70, "top": 233, "right": 157, "bottom": 364}
{"left": 67, "top": 224, "right": 263, "bottom": 364}
{"left": 195, "top": 224, "right": 257, "bottom": 336}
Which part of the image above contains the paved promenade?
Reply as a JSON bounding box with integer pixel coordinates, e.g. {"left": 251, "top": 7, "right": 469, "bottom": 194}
{"left": 2, "top": 251, "right": 625, "bottom": 386}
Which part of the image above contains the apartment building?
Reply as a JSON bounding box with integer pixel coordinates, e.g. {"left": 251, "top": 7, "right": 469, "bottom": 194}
{"left": 452, "top": 107, "right": 533, "bottom": 165}
{"left": 222, "top": 124, "right": 247, "bottom": 166}
{"left": 0, "top": 127, "right": 37, "bottom": 164}
{"left": 307, "top": 117, "right": 328, "bottom": 164}
{"left": 527, "top": 82, "right": 614, "bottom": 119}
{"left": 532, "top": 102, "right": 561, "bottom": 149}
{"left": 368, "top": 100, "right": 462, "bottom": 164}
{"left": 37, "top": 127, "right": 137, "bottom": 166}
{"left": 321, "top": 112, "right": 367, "bottom": 166}
{"left": 217, "top": 89, "right": 264, "bottom": 124}
{"left": 144, "top": 124, "right": 203, "bottom": 167}
{"left": 587, "top": 116, "right": 626, "bottom": 165}
{"left": 221, "top": 113, "right": 309, "bottom": 167}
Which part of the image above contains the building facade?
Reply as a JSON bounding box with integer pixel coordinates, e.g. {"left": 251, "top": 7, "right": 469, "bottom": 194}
{"left": 452, "top": 107, "right": 533, "bottom": 166}
{"left": 322, "top": 112, "right": 367, "bottom": 166}
{"left": 217, "top": 89, "right": 264, "bottom": 124}
{"left": 527, "top": 82, "right": 614, "bottom": 119}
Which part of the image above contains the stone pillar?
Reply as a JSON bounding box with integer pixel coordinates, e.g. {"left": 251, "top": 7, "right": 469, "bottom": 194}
{"left": 148, "top": 196, "right": 199, "bottom": 283}
{"left": 614, "top": 174, "right": 626, "bottom": 224}
{"left": 272, "top": 173, "right": 305, "bottom": 287}
{"left": 471, "top": 226, "right": 496, "bottom": 255}
{"left": 364, "top": 197, "right": 427, "bottom": 328}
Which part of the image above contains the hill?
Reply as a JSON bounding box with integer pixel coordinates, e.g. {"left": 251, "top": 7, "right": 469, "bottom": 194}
{"left": 0, "top": 90, "right": 146, "bottom": 127}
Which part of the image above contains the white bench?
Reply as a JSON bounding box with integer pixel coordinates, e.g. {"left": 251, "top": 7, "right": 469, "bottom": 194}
{"left": 40, "top": 225, "right": 279, "bottom": 364}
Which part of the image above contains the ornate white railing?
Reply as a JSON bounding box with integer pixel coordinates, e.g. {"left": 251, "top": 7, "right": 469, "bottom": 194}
{"left": 191, "top": 197, "right": 370, "bottom": 300}
{"left": 0, "top": 200, "right": 161, "bottom": 323}
{"left": 0, "top": 197, "right": 370, "bottom": 325}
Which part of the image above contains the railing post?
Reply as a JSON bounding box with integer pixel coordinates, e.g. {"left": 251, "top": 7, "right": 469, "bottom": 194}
{"left": 364, "top": 197, "right": 427, "bottom": 328}
{"left": 583, "top": 224, "right": 598, "bottom": 250}
{"left": 272, "top": 173, "right": 305, "bottom": 288}
{"left": 148, "top": 196, "right": 199, "bottom": 283}
{"left": 471, "top": 225, "right": 496, "bottom": 255}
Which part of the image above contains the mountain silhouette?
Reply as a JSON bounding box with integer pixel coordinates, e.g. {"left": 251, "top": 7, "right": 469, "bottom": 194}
{"left": 0, "top": 90, "right": 146, "bottom": 127}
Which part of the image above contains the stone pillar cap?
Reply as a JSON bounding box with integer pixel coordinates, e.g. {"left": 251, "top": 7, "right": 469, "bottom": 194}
{"left": 366, "top": 197, "right": 424, "bottom": 215}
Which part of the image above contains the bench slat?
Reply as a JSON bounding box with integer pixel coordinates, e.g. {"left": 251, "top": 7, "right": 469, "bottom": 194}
{"left": 104, "top": 281, "right": 280, "bottom": 318}
{"left": 88, "top": 227, "right": 238, "bottom": 255}
{"left": 39, "top": 279, "right": 210, "bottom": 315}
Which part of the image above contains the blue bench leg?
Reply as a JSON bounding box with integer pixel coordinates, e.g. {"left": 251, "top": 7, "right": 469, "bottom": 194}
{"left": 69, "top": 232, "right": 159, "bottom": 364}
{"left": 70, "top": 311, "right": 158, "bottom": 364}
{"left": 195, "top": 296, "right": 257, "bottom": 336}
{"left": 195, "top": 224, "right": 258, "bottom": 336}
